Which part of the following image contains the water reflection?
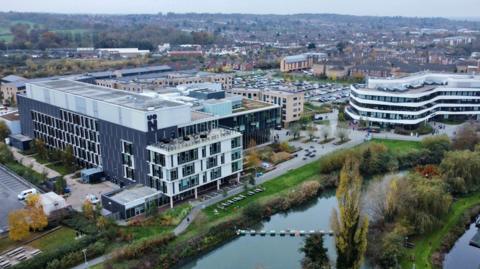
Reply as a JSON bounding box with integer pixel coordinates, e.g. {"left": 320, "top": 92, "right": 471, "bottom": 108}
{"left": 443, "top": 216, "right": 480, "bottom": 269}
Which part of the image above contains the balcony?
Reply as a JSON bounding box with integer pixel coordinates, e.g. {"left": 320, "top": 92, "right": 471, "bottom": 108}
{"left": 150, "top": 128, "right": 241, "bottom": 152}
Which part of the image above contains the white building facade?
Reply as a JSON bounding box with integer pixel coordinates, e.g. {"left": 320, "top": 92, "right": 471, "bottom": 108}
{"left": 346, "top": 73, "right": 480, "bottom": 126}
{"left": 146, "top": 128, "right": 242, "bottom": 207}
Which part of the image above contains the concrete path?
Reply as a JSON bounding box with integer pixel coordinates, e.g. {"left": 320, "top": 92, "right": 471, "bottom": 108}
{"left": 9, "top": 147, "right": 60, "bottom": 178}
{"left": 70, "top": 254, "right": 110, "bottom": 269}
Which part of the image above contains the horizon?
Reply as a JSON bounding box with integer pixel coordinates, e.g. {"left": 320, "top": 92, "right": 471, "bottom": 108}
{"left": 2, "top": 0, "right": 480, "bottom": 18}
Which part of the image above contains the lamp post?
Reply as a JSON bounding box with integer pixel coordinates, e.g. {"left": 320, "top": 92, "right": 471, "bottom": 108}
{"left": 82, "top": 248, "right": 89, "bottom": 268}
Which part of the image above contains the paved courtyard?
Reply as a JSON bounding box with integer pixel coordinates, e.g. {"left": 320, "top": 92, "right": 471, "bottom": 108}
{"left": 64, "top": 174, "right": 119, "bottom": 211}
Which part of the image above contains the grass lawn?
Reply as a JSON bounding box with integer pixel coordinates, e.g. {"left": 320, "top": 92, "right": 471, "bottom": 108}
{"left": 46, "top": 162, "right": 73, "bottom": 176}
{"left": 28, "top": 226, "right": 77, "bottom": 252}
{"left": 124, "top": 203, "right": 192, "bottom": 240}
{"left": 401, "top": 192, "right": 480, "bottom": 269}
{"left": 0, "top": 226, "right": 76, "bottom": 254}
{"left": 370, "top": 138, "right": 421, "bottom": 154}
{"left": 314, "top": 119, "right": 330, "bottom": 125}
{"left": 31, "top": 154, "right": 50, "bottom": 165}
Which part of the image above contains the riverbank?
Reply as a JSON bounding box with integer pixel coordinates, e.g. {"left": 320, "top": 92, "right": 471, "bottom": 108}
{"left": 401, "top": 192, "right": 480, "bottom": 269}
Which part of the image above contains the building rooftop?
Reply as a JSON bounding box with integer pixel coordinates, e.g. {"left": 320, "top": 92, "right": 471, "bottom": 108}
{"left": 107, "top": 185, "right": 160, "bottom": 205}
{"left": 31, "top": 79, "right": 185, "bottom": 111}
{"left": 0, "top": 111, "right": 20, "bottom": 121}
{"left": 149, "top": 127, "right": 241, "bottom": 152}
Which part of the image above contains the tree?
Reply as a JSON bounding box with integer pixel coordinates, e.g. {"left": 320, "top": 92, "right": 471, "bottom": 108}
{"left": 246, "top": 139, "right": 262, "bottom": 181}
{"left": 54, "top": 177, "right": 67, "bottom": 194}
{"left": 25, "top": 194, "right": 48, "bottom": 231}
{"left": 0, "top": 121, "right": 11, "bottom": 141}
{"left": 33, "top": 139, "right": 48, "bottom": 160}
{"left": 421, "top": 135, "right": 451, "bottom": 163}
{"left": 8, "top": 210, "right": 30, "bottom": 241}
{"left": 452, "top": 124, "right": 479, "bottom": 151}
{"left": 331, "top": 157, "right": 368, "bottom": 269}
{"left": 307, "top": 123, "right": 316, "bottom": 140}
{"left": 307, "top": 42, "right": 316, "bottom": 49}
{"left": 0, "top": 142, "right": 13, "bottom": 164}
{"left": 300, "top": 234, "right": 330, "bottom": 269}
{"left": 289, "top": 122, "right": 302, "bottom": 140}
{"left": 336, "top": 123, "right": 349, "bottom": 143}
{"left": 440, "top": 150, "right": 480, "bottom": 194}
{"left": 62, "top": 145, "right": 76, "bottom": 172}
{"left": 321, "top": 124, "right": 331, "bottom": 142}
{"left": 82, "top": 200, "right": 95, "bottom": 220}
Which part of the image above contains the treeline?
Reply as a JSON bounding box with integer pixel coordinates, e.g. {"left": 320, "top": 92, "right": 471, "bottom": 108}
{"left": 366, "top": 123, "right": 480, "bottom": 268}
{"left": 1, "top": 23, "right": 221, "bottom": 50}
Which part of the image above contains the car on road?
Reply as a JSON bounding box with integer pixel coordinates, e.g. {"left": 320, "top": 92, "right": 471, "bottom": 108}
{"left": 17, "top": 188, "right": 37, "bottom": 200}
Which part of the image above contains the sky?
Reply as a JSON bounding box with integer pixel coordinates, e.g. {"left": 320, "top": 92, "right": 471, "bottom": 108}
{"left": 1, "top": 0, "right": 479, "bottom": 18}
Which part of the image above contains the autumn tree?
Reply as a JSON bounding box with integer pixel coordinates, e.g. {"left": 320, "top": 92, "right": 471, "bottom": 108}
{"left": 25, "top": 194, "right": 48, "bottom": 231}
{"left": 331, "top": 157, "right": 369, "bottom": 269}
{"left": 452, "top": 124, "right": 479, "bottom": 151}
{"left": 321, "top": 123, "right": 331, "bottom": 142}
{"left": 33, "top": 139, "right": 48, "bottom": 160}
{"left": 82, "top": 200, "right": 95, "bottom": 220}
{"left": 8, "top": 210, "right": 30, "bottom": 241}
{"left": 245, "top": 139, "right": 261, "bottom": 183}
{"left": 300, "top": 234, "right": 330, "bottom": 269}
{"left": 336, "top": 123, "right": 349, "bottom": 143}
{"left": 307, "top": 122, "right": 316, "bottom": 141}
{"left": 0, "top": 121, "right": 11, "bottom": 141}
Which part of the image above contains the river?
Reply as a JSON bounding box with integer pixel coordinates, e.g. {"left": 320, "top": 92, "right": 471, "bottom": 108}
{"left": 443, "top": 216, "right": 480, "bottom": 269}
{"left": 180, "top": 172, "right": 393, "bottom": 269}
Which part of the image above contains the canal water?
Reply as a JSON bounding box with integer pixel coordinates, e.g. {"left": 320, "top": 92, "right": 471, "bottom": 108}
{"left": 181, "top": 190, "right": 340, "bottom": 269}
{"left": 180, "top": 172, "right": 404, "bottom": 269}
{"left": 443, "top": 216, "right": 480, "bottom": 269}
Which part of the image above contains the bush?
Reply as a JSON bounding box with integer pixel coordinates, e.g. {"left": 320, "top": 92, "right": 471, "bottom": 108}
{"left": 242, "top": 202, "right": 264, "bottom": 221}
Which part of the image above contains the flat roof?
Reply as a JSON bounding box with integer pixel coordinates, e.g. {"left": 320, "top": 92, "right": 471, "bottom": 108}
{"left": 108, "top": 185, "right": 160, "bottom": 205}
{"left": 31, "top": 79, "right": 184, "bottom": 111}
{"left": 0, "top": 112, "right": 20, "bottom": 121}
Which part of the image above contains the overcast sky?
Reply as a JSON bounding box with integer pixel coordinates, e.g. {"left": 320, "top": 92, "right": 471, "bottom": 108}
{"left": 1, "top": 0, "right": 479, "bottom": 18}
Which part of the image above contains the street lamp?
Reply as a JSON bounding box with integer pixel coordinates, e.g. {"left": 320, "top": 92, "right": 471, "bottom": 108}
{"left": 82, "top": 248, "right": 89, "bottom": 268}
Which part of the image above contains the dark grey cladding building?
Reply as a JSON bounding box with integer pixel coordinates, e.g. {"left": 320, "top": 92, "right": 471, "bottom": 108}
{"left": 16, "top": 78, "right": 279, "bottom": 211}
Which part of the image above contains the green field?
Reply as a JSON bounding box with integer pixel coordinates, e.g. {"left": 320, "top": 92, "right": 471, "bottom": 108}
{"left": 0, "top": 20, "right": 90, "bottom": 42}
{"left": 370, "top": 138, "right": 422, "bottom": 154}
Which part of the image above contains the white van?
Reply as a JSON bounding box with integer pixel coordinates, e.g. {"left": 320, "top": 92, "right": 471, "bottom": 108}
{"left": 17, "top": 188, "right": 37, "bottom": 200}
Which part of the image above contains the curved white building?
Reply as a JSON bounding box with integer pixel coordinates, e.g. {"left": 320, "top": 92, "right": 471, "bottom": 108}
{"left": 346, "top": 72, "right": 480, "bottom": 126}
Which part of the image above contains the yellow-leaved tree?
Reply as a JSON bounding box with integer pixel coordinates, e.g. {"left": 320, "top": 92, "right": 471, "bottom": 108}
{"left": 25, "top": 194, "right": 48, "bottom": 231}
{"left": 8, "top": 210, "right": 30, "bottom": 241}
{"left": 331, "top": 156, "right": 369, "bottom": 269}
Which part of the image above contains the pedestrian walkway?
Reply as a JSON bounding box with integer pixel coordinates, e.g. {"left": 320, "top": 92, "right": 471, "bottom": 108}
{"left": 9, "top": 147, "right": 60, "bottom": 178}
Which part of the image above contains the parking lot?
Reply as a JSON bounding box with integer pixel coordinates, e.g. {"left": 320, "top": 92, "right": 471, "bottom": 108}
{"left": 0, "top": 166, "right": 37, "bottom": 233}
{"left": 64, "top": 175, "right": 118, "bottom": 211}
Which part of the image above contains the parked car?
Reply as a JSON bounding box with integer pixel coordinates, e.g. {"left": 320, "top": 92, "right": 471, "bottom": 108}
{"left": 18, "top": 188, "right": 37, "bottom": 200}
{"left": 85, "top": 194, "right": 100, "bottom": 205}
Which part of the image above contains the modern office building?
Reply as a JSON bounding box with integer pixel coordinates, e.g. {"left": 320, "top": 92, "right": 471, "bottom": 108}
{"left": 16, "top": 79, "right": 245, "bottom": 211}
{"left": 346, "top": 72, "right": 480, "bottom": 126}
{"left": 280, "top": 53, "right": 327, "bottom": 73}
{"left": 96, "top": 70, "right": 234, "bottom": 91}
{"left": 227, "top": 88, "right": 304, "bottom": 127}
{"left": 16, "top": 78, "right": 279, "bottom": 215}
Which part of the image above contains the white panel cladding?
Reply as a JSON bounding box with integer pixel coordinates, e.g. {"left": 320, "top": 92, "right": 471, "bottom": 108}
{"left": 26, "top": 83, "right": 192, "bottom": 132}
{"left": 146, "top": 130, "right": 242, "bottom": 197}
